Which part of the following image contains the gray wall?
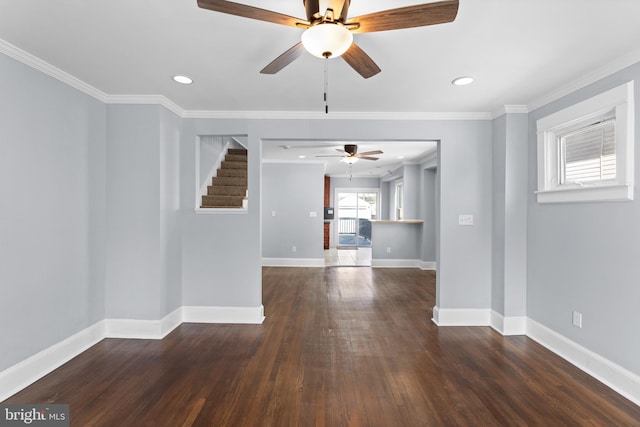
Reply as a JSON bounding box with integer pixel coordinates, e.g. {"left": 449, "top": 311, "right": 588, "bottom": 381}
{"left": 436, "top": 121, "right": 493, "bottom": 310}
{"left": 262, "top": 162, "right": 324, "bottom": 259}
{"left": 180, "top": 119, "right": 262, "bottom": 308}
{"left": 104, "top": 105, "right": 182, "bottom": 320}
{"left": 492, "top": 112, "right": 528, "bottom": 317}
{"left": 0, "top": 53, "right": 106, "bottom": 371}
{"left": 371, "top": 223, "right": 422, "bottom": 259}
{"left": 0, "top": 49, "right": 494, "bottom": 378}
{"left": 420, "top": 167, "right": 437, "bottom": 263}
{"left": 527, "top": 63, "right": 640, "bottom": 375}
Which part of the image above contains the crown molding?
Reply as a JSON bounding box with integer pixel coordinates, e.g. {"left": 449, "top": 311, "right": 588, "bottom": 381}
{"left": 0, "top": 38, "right": 108, "bottom": 102}
{"left": 105, "top": 94, "right": 185, "bottom": 117}
{"left": 182, "top": 110, "right": 493, "bottom": 121}
{"left": 528, "top": 47, "right": 640, "bottom": 112}
{"left": 6, "top": 35, "right": 640, "bottom": 122}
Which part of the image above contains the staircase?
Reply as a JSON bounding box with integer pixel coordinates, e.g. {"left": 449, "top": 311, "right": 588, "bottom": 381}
{"left": 201, "top": 148, "right": 248, "bottom": 208}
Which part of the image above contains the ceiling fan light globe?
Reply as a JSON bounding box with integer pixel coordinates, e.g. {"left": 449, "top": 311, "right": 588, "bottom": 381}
{"left": 301, "top": 23, "right": 353, "bottom": 58}
{"left": 342, "top": 157, "right": 358, "bottom": 165}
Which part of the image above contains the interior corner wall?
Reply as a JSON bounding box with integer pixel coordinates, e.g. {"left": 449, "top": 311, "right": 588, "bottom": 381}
{"left": 0, "top": 52, "right": 107, "bottom": 371}
{"left": 491, "top": 115, "right": 507, "bottom": 314}
{"left": 420, "top": 167, "right": 437, "bottom": 263}
{"left": 491, "top": 113, "right": 528, "bottom": 318}
{"left": 105, "top": 104, "right": 158, "bottom": 319}
{"left": 262, "top": 163, "right": 324, "bottom": 259}
{"left": 159, "top": 108, "right": 183, "bottom": 315}
{"left": 527, "top": 63, "right": 640, "bottom": 376}
{"left": 403, "top": 164, "right": 420, "bottom": 219}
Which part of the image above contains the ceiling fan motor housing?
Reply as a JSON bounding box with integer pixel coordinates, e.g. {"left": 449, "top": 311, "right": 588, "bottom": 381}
{"left": 344, "top": 144, "right": 358, "bottom": 155}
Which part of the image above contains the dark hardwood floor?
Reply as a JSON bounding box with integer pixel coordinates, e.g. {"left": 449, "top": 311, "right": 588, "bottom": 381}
{"left": 4, "top": 267, "right": 640, "bottom": 426}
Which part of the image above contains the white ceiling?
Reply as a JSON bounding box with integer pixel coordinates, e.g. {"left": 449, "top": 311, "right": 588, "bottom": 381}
{"left": 262, "top": 140, "right": 437, "bottom": 177}
{"left": 1, "top": 0, "right": 640, "bottom": 176}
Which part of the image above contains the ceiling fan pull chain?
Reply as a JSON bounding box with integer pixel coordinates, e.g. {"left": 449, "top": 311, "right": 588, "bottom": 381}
{"left": 324, "top": 57, "right": 329, "bottom": 114}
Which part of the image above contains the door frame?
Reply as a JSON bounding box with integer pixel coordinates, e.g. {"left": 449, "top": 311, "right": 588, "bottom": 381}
{"left": 333, "top": 187, "right": 381, "bottom": 248}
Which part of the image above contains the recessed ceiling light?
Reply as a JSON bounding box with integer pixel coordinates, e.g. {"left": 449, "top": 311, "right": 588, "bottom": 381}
{"left": 397, "top": 156, "right": 405, "bottom": 159}
{"left": 172, "top": 75, "right": 193, "bottom": 85}
{"left": 298, "top": 155, "right": 306, "bottom": 159}
{"left": 452, "top": 76, "right": 474, "bottom": 86}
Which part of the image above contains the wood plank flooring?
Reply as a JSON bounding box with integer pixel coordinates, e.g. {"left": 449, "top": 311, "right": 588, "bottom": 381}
{"left": 4, "top": 267, "right": 640, "bottom": 426}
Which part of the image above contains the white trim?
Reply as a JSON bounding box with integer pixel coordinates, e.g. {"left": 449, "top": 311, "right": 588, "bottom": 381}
{"left": 160, "top": 308, "right": 183, "bottom": 338}
{"left": 526, "top": 318, "right": 640, "bottom": 406}
{"left": 182, "top": 305, "right": 265, "bottom": 324}
{"left": 493, "top": 104, "right": 529, "bottom": 118}
{"left": 0, "top": 39, "right": 107, "bottom": 103}
{"left": 536, "top": 81, "right": 635, "bottom": 203}
{"left": 535, "top": 184, "right": 633, "bottom": 203}
{"left": 0, "top": 320, "right": 106, "bottom": 402}
{"left": 371, "top": 259, "right": 420, "bottom": 268}
{"left": 431, "top": 306, "right": 491, "bottom": 326}
{"left": 182, "top": 110, "right": 492, "bottom": 121}
{"left": 529, "top": 47, "right": 640, "bottom": 112}
{"left": 490, "top": 311, "right": 526, "bottom": 336}
{"left": 418, "top": 261, "right": 437, "bottom": 270}
{"left": 105, "top": 94, "right": 184, "bottom": 117}
{"left": 194, "top": 207, "right": 248, "bottom": 215}
{"left": 262, "top": 257, "right": 325, "bottom": 267}
{"left": 105, "top": 319, "right": 163, "bottom": 339}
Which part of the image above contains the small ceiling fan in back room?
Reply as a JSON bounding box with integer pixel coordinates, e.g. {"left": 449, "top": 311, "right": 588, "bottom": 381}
{"left": 315, "top": 144, "right": 382, "bottom": 179}
{"left": 196, "top": 0, "right": 459, "bottom": 79}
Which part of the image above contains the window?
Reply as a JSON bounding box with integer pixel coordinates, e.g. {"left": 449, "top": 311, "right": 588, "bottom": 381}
{"left": 536, "top": 82, "right": 634, "bottom": 203}
{"left": 395, "top": 181, "right": 404, "bottom": 220}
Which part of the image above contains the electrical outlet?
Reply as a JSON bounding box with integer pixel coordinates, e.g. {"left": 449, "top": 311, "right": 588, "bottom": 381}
{"left": 386, "top": 247, "right": 391, "bottom": 254}
{"left": 572, "top": 311, "right": 583, "bottom": 328}
{"left": 459, "top": 214, "right": 474, "bottom": 226}
{"left": 292, "top": 246, "right": 297, "bottom": 253}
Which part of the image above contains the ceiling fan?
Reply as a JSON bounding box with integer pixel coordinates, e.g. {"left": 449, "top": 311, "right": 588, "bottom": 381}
{"left": 196, "top": 0, "right": 459, "bottom": 79}
{"left": 316, "top": 144, "right": 383, "bottom": 164}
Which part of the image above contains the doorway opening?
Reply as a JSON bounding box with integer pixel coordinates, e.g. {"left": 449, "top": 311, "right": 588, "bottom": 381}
{"left": 325, "top": 189, "right": 379, "bottom": 266}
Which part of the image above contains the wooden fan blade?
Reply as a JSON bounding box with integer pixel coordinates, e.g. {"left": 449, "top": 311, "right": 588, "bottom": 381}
{"left": 316, "top": 155, "right": 347, "bottom": 158}
{"left": 358, "top": 156, "right": 380, "bottom": 161}
{"left": 337, "top": 0, "right": 350, "bottom": 22}
{"left": 341, "top": 43, "right": 381, "bottom": 79}
{"left": 197, "top": 0, "right": 308, "bottom": 28}
{"left": 305, "top": 0, "right": 319, "bottom": 21}
{"left": 357, "top": 150, "right": 383, "bottom": 156}
{"left": 347, "top": 0, "right": 459, "bottom": 34}
{"left": 260, "top": 42, "right": 305, "bottom": 74}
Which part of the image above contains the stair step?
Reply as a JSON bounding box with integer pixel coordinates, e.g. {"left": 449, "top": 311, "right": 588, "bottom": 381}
{"left": 212, "top": 176, "right": 247, "bottom": 186}
{"left": 228, "top": 148, "right": 247, "bottom": 155}
{"left": 217, "top": 169, "right": 247, "bottom": 178}
{"left": 221, "top": 160, "right": 247, "bottom": 170}
{"left": 201, "top": 195, "right": 245, "bottom": 208}
{"left": 207, "top": 185, "right": 246, "bottom": 196}
{"left": 225, "top": 154, "right": 248, "bottom": 162}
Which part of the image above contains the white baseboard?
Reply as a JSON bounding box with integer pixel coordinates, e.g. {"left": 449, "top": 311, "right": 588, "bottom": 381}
{"left": 432, "top": 306, "right": 491, "bottom": 326}
{"left": 0, "top": 305, "right": 264, "bottom": 401}
{"left": 526, "top": 318, "right": 640, "bottom": 406}
{"left": 105, "top": 307, "right": 183, "bottom": 339}
{"left": 0, "top": 320, "right": 106, "bottom": 402}
{"left": 183, "top": 305, "right": 265, "bottom": 324}
{"left": 490, "top": 311, "right": 527, "bottom": 336}
{"left": 371, "top": 259, "right": 420, "bottom": 268}
{"left": 418, "top": 261, "right": 437, "bottom": 270}
{"left": 262, "top": 257, "right": 325, "bottom": 267}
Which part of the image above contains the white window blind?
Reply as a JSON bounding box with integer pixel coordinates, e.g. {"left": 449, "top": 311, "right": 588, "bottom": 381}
{"left": 560, "top": 119, "right": 616, "bottom": 185}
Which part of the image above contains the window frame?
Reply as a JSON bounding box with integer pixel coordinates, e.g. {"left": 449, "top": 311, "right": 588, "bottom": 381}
{"left": 536, "top": 81, "right": 634, "bottom": 203}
